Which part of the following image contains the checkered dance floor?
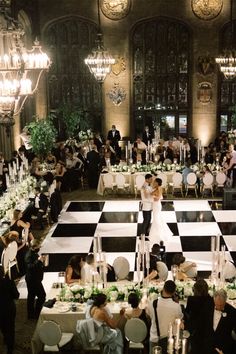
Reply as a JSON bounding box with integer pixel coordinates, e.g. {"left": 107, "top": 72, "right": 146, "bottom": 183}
{"left": 17, "top": 199, "right": 236, "bottom": 298}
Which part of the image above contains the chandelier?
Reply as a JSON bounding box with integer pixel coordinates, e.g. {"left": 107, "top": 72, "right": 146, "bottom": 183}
{"left": 215, "top": 0, "right": 236, "bottom": 79}
{"left": 84, "top": 0, "right": 115, "bottom": 83}
{"left": 0, "top": 0, "right": 51, "bottom": 133}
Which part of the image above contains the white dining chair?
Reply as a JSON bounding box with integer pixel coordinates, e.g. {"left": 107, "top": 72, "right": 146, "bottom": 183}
{"left": 158, "top": 172, "right": 168, "bottom": 194}
{"left": 115, "top": 173, "right": 130, "bottom": 194}
{"left": 134, "top": 174, "right": 145, "bottom": 198}
{"left": 171, "top": 172, "right": 183, "bottom": 196}
{"left": 201, "top": 173, "right": 214, "bottom": 197}
{"left": 215, "top": 171, "right": 227, "bottom": 191}
{"left": 156, "top": 261, "right": 168, "bottom": 281}
{"left": 185, "top": 172, "right": 198, "bottom": 197}
{"left": 113, "top": 256, "right": 130, "bottom": 280}
{"left": 124, "top": 318, "right": 147, "bottom": 352}
{"left": 1, "top": 241, "right": 19, "bottom": 279}
{"left": 103, "top": 173, "right": 116, "bottom": 195}
{"left": 38, "top": 320, "right": 73, "bottom": 352}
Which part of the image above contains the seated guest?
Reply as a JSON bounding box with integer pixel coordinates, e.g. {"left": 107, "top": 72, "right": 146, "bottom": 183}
{"left": 172, "top": 253, "right": 197, "bottom": 281}
{"left": 145, "top": 243, "right": 166, "bottom": 282}
{"left": 28, "top": 187, "right": 49, "bottom": 230}
{"left": 65, "top": 255, "right": 84, "bottom": 285}
{"left": 133, "top": 137, "right": 147, "bottom": 164}
{"left": 88, "top": 293, "right": 124, "bottom": 354}
{"left": 125, "top": 292, "right": 150, "bottom": 328}
{"left": 45, "top": 152, "right": 57, "bottom": 169}
{"left": 10, "top": 209, "right": 34, "bottom": 244}
{"left": 0, "top": 265, "right": 19, "bottom": 354}
{"left": 30, "top": 157, "right": 54, "bottom": 185}
{"left": 184, "top": 279, "right": 214, "bottom": 354}
{"left": 81, "top": 253, "right": 100, "bottom": 284}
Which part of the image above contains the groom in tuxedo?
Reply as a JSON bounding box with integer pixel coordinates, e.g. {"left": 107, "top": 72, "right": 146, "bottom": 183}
{"left": 140, "top": 173, "right": 153, "bottom": 236}
{"left": 203, "top": 289, "right": 236, "bottom": 354}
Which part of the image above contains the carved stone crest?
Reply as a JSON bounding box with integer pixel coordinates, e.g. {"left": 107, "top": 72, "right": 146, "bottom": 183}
{"left": 197, "top": 81, "right": 213, "bottom": 104}
{"left": 101, "top": 0, "right": 131, "bottom": 20}
{"left": 111, "top": 57, "right": 126, "bottom": 76}
{"left": 191, "top": 0, "right": 223, "bottom": 20}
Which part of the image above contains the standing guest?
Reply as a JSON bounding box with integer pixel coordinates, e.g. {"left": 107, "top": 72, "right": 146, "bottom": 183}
{"left": 0, "top": 151, "right": 8, "bottom": 190}
{"left": 50, "top": 178, "right": 62, "bottom": 223}
{"left": 223, "top": 143, "right": 236, "bottom": 188}
{"left": 141, "top": 173, "right": 153, "bottom": 236}
{"left": 142, "top": 125, "right": 153, "bottom": 146}
{"left": 28, "top": 187, "right": 49, "bottom": 229}
{"left": 94, "top": 131, "right": 105, "bottom": 152}
{"left": 65, "top": 255, "right": 84, "bottom": 284}
{"left": 0, "top": 265, "right": 19, "bottom": 354}
{"left": 53, "top": 161, "right": 66, "bottom": 191}
{"left": 147, "top": 280, "right": 183, "bottom": 354}
{"left": 101, "top": 139, "right": 116, "bottom": 166}
{"left": 86, "top": 144, "right": 101, "bottom": 189}
{"left": 53, "top": 142, "right": 66, "bottom": 164}
{"left": 145, "top": 243, "right": 165, "bottom": 282}
{"left": 24, "top": 239, "right": 46, "bottom": 319}
{"left": 203, "top": 289, "right": 236, "bottom": 354}
{"left": 184, "top": 279, "right": 214, "bottom": 354}
{"left": 107, "top": 124, "right": 121, "bottom": 158}
{"left": 133, "top": 137, "right": 147, "bottom": 164}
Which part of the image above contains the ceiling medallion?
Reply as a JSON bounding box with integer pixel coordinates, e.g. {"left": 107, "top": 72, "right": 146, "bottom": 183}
{"left": 101, "top": 0, "right": 131, "bottom": 20}
{"left": 191, "top": 0, "right": 223, "bottom": 20}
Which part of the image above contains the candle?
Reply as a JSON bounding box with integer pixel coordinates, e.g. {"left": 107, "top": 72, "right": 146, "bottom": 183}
{"left": 97, "top": 235, "right": 102, "bottom": 253}
{"left": 175, "top": 318, "right": 181, "bottom": 350}
{"left": 168, "top": 322, "right": 173, "bottom": 339}
{"left": 197, "top": 140, "right": 200, "bottom": 162}
{"left": 168, "top": 338, "right": 174, "bottom": 354}
{"left": 216, "top": 234, "right": 220, "bottom": 253}
{"left": 181, "top": 338, "right": 187, "bottom": 354}
{"left": 211, "top": 236, "right": 216, "bottom": 252}
{"left": 16, "top": 157, "right": 19, "bottom": 171}
{"left": 5, "top": 173, "right": 9, "bottom": 188}
{"left": 125, "top": 146, "right": 128, "bottom": 160}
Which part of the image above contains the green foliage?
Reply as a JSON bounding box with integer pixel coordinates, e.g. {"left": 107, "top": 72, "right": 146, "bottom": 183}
{"left": 26, "top": 116, "right": 57, "bottom": 158}
{"left": 60, "top": 103, "right": 83, "bottom": 138}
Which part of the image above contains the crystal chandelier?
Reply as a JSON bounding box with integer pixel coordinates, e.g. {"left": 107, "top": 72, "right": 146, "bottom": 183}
{"left": 84, "top": 0, "right": 115, "bottom": 83}
{"left": 0, "top": 0, "right": 51, "bottom": 132}
{"left": 215, "top": 0, "right": 236, "bottom": 79}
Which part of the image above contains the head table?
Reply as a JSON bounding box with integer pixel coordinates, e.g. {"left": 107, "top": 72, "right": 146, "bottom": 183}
{"left": 31, "top": 279, "right": 236, "bottom": 354}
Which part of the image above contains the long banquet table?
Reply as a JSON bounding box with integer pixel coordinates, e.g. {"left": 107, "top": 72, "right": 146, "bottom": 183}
{"left": 97, "top": 171, "right": 175, "bottom": 195}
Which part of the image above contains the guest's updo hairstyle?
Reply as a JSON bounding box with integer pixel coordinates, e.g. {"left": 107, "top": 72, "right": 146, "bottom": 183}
{"left": 93, "top": 293, "right": 107, "bottom": 307}
{"left": 193, "top": 278, "right": 208, "bottom": 297}
{"left": 128, "top": 292, "right": 140, "bottom": 308}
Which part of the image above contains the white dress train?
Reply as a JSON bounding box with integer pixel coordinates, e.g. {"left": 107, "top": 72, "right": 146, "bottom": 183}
{"left": 148, "top": 199, "right": 173, "bottom": 246}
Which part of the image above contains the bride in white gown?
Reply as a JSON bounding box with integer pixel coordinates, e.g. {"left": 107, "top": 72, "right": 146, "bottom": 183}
{"left": 148, "top": 177, "right": 173, "bottom": 246}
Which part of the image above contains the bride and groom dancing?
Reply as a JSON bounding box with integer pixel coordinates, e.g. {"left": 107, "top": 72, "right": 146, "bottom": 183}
{"left": 141, "top": 173, "right": 173, "bottom": 246}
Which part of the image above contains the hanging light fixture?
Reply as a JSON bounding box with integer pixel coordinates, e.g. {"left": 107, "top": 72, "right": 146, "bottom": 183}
{"left": 215, "top": 0, "right": 236, "bottom": 79}
{"left": 84, "top": 0, "right": 115, "bottom": 83}
{"left": 0, "top": 0, "right": 51, "bottom": 133}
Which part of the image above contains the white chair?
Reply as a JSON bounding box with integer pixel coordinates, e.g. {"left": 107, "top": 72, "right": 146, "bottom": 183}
{"left": 1, "top": 241, "right": 19, "bottom": 279}
{"left": 38, "top": 320, "right": 73, "bottom": 352}
{"left": 113, "top": 256, "right": 130, "bottom": 280}
{"left": 223, "top": 261, "right": 236, "bottom": 281}
{"left": 184, "top": 261, "right": 197, "bottom": 278}
{"left": 103, "top": 173, "right": 116, "bottom": 195}
{"left": 158, "top": 172, "right": 168, "bottom": 194}
{"left": 163, "top": 158, "right": 172, "bottom": 165}
{"left": 201, "top": 173, "right": 214, "bottom": 197}
{"left": 185, "top": 172, "right": 198, "bottom": 197}
{"left": 124, "top": 318, "right": 147, "bottom": 352}
{"left": 134, "top": 174, "right": 145, "bottom": 198}
{"left": 115, "top": 173, "right": 130, "bottom": 194}
{"left": 156, "top": 261, "right": 168, "bottom": 281}
{"left": 215, "top": 171, "right": 227, "bottom": 190}
{"left": 171, "top": 172, "right": 183, "bottom": 197}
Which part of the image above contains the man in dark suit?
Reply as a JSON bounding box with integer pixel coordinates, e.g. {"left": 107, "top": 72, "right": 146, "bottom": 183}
{"left": 29, "top": 187, "right": 49, "bottom": 229}
{"left": 107, "top": 125, "right": 121, "bottom": 158}
{"left": 50, "top": 178, "right": 62, "bottom": 223}
{"left": 203, "top": 289, "right": 236, "bottom": 354}
{"left": 142, "top": 125, "right": 153, "bottom": 146}
{"left": 86, "top": 145, "right": 101, "bottom": 189}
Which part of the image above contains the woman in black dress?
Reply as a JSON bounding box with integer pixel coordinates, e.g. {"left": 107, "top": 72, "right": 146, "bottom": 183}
{"left": 65, "top": 255, "right": 84, "bottom": 284}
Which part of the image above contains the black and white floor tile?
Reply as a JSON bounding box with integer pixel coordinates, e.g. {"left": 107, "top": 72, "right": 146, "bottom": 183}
{"left": 17, "top": 199, "right": 236, "bottom": 298}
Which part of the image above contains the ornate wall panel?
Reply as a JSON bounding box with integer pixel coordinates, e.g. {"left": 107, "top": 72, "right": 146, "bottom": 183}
{"left": 44, "top": 17, "right": 103, "bottom": 136}
{"left": 132, "top": 18, "right": 191, "bottom": 139}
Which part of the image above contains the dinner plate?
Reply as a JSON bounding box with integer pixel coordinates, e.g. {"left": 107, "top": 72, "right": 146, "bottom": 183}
{"left": 57, "top": 306, "right": 70, "bottom": 313}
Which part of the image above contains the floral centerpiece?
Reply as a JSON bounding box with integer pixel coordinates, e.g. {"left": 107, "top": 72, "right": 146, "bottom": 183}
{"left": 111, "top": 163, "right": 184, "bottom": 174}
{"left": 78, "top": 129, "right": 93, "bottom": 142}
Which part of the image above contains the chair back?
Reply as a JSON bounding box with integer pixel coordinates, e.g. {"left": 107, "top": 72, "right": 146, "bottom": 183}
{"left": 2, "top": 241, "right": 18, "bottom": 275}
{"left": 216, "top": 172, "right": 227, "bottom": 186}
{"left": 115, "top": 173, "right": 125, "bottom": 187}
{"left": 202, "top": 173, "right": 214, "bottom": 186}
{"left": 163, "top": 158, "right": 172, "bottom": 165}
{"left": 158, "top": 172, "right": 168, "bottom": 187}
{"left": 135, "top": 174, "right": 145, "bottom": 190}
{"left": 172, "top": 172, "right": 182, "bottom": 186}
{"left": 38, "top": 320, "right": 62, "bottom": 346}
{"left": 103, "top": 173, "right": 114, "bottom": 187}
{"left": 124, "top": 318, "right": 147, "bottom": 343}
{"left": 156, "top": 261, "right": 168, "bottom": 281}
{"left": 186, "top": 172, "right": 197, "bottom": 185}
{"left": 184, "top": 261, "right": 197, "bottom": 278}
{"left": 113, "top": 256, "right": 130, "bottom": 280}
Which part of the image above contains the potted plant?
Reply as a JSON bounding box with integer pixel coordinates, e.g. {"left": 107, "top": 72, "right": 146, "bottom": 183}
{"left": 26, "top": 115, "right": 57, "bottom": 159}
